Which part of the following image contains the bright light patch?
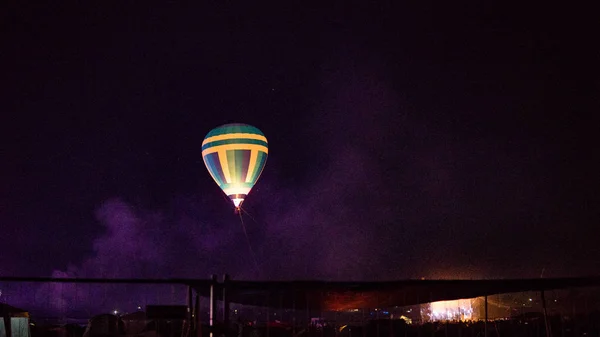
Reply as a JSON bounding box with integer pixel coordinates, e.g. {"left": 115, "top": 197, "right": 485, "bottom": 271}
{"left": 424, "top": 299, "right": 475, "bottom": 322}
{"left": 223, "top": 186, "right": 252, "bottom": 195}
{"left": 233, "top": 198, "right": 243, "bottom": 207}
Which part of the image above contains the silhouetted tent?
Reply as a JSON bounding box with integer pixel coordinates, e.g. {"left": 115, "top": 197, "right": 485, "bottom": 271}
{"left": 189, "top": 277, "right": 600, "bottom": 311}
{"left": 45, "top": 324, "right": 85, "bottom": 337}
{"left": 145, "top": 306, "right": 187, "bottom": 337}
{"left": 82, "top": 314, "right": 124, "bottom": 337}
{"left": 0, "top": 303, "right": 30, "bottom": 337}
{"left": 120, "top": 311, "right": 147, "bottom": 335}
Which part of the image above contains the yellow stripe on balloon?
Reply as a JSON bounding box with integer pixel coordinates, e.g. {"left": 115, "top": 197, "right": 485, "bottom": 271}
{"left": 217, "top": 150, "right": 232, "bottom": 183}
{"left": 245, "top": 150, "right": 258, "bottom": 183}
{"left": 202, "top": 133, "right": 268, "bottom": 146}
{"left": 201, "top": 144, "right": 268, "bottom": 157}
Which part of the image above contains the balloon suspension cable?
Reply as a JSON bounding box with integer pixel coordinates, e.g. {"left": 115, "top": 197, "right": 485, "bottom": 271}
{"left": 240, "top": 207, "right": 261, "bottom": 226}
{"left": 238, "top": 210, "right": 261, "bottom": 275}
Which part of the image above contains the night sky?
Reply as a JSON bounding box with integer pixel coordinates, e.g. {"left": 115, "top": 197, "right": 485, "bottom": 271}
{"left": 2, "top": 3, "right": 598, "bottom": 284}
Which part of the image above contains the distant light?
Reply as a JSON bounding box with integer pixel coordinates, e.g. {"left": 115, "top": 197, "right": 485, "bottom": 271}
{"left": 113, "top": 310, "right": 119, "bottom": 315}
{"left": 529, "top": 298, "right": 532, "bottom": 302}
{"left": 137, "top": 306, "right": 142, "bottom": 310}
{"left": 554, "top": 300, "right": 557, "bottom": 302}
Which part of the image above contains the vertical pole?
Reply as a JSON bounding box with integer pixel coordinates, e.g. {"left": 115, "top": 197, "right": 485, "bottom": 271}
{"left": 223, "top": 274, "right": 230, "bottom": 337}
{"left": 188, "top": 286, "right": 193, "bottom": 324}
{"left": 376, "top": 306, "right": 380, "bottom": 337}
{"left": 541, "top": 290, "right": 551, "bottom": 337}
{"left": 292, "top": 289, "right": 296, "bottom": 337}
{"left": 416, "top": 293, "right": 420, "bottom": 337}
{"left": 484, "top": 296, "right": 488, "bottom": 337}
{"left": 4, "top": 314, "right": 12, "bottom": 337}
{"left": 319, "top": 291, "right": 323, "bottom": 337}
{"left": 187, "top": 285, "right": 193, "bottom": 337}
{"left": 571, "top": 290, "right": 577, "bottom": 337}
{"left": 389, "top": 308, "right": 394, "bottom": 337}
{"left": 444, "top": 290, "right": 448, "bottom": 337}
{"left": 266, "top": 293, "right": 271, "bottom": 337}
{"left": 429, "top": 292, "right": 433, "bottom": 337}
{"left": 361, "top": 308, "right": 366, "bottom": 337}
{"left": 210, "top": 274, "right": 217, "bottom": 337}
{"left": 306, "top": 295, "right": 310, "bottom": 331}
{"left": 196, "top": 294, "right": 202, "bottom": 337}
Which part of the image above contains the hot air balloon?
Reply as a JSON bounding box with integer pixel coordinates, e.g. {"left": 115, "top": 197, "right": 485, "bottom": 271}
{"left": 202, "top": 123, "right": 268, "bottom": 210}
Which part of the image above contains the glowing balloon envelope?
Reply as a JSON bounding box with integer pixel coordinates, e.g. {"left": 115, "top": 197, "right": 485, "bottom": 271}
{"left": 202, "top": 123, "right": 268, "bottom": 210}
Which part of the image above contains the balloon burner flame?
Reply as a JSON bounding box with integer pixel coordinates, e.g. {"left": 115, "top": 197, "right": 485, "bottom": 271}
{"left": 232, "top": 198, "right": 243, "bottom": 208}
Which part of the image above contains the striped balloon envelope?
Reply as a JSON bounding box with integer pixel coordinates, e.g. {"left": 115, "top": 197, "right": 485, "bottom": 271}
{"left": 202, "top": 123, "right": 268, "bottom": 210}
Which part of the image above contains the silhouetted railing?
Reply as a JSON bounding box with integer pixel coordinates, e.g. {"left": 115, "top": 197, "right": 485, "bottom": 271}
{"left": 1, "top": 275, "right": 600, "bottom": 337}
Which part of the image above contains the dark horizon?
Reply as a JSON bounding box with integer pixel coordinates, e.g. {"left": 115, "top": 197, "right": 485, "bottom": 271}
{"left": 3, "top": 275, "right": 600, "bottom": 319}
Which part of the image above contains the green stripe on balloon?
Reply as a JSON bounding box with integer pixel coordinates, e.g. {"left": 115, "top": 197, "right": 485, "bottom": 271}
{"left": 202, "top": 138, "right": 268, "bottom": 151}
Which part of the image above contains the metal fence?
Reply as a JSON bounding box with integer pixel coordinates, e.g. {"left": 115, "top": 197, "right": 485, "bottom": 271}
{"left": 1, "top": 276, "right": 600, "bottom": 337}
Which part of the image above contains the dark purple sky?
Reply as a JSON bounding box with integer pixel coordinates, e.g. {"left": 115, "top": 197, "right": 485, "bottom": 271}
{"left": 1, "top": 2, "right": 598, "bottom": 284}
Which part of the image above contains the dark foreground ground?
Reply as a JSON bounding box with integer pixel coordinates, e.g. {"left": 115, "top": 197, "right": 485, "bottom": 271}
{"left": 29, "top": 313, "right": 600, "bottom": 337}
